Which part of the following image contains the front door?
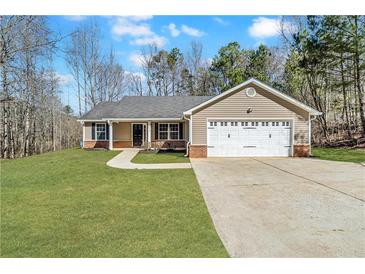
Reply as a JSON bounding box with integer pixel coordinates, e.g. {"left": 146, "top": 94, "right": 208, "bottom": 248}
{"left": 133, "top": 124, "right": 143, "bottom": 147}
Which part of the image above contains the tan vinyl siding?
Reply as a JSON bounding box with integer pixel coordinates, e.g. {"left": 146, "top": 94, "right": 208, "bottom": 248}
{"left": 294, "top": 113, "right": 309, "bottom": 144}
{"left": 113, "top": 122, "right": 131, "bottom": 141}
{"left": 184, "top": 120, "right": 189, "bottom": 140}
{"left": 84, "top": 122, "right": 92, "bottom": 140}
{"left": 191, "top": 83, "right": 309, "bottom": 145}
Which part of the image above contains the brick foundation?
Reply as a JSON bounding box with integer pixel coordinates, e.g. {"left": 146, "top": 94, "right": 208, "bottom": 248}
{"left": 113, "top": 141, "right": 132, "bottom": 148}
{"left": 189, "top": 145, "right": 207, "bottom": 158}
{"left": 293, "top": 144, "right": 310, "bottom": 157}
{"left": 83, "top": 141, "right": 108, "bottom": 149}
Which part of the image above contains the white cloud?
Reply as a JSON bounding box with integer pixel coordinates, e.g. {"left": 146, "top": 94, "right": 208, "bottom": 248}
{"left": 128, "top": 16, "right": 153, "bottom": 22}
{"left": 181, "top": 25, "right": 205, "bottom": 37}
{"left": 129, "top": 53, "right": 145, "bottom": 67}
{"left": 111, "top": 17, "right": 153, "bottom": 37}
{"left": 111, "top": 16, "right": 167, "bottom": 48}
{"left": 213, "top": 17, "right": 229, "bottom": 26}
{"left": 248, "top": 17, "right": 285, "bottom": 39}
{"left": 165, "top": 23, "right": 205, "bottom": 38}
{"left": 64, "top": 16, "right": 87, "bottom": 22}
{"left": 130, "top": 35, "right": 167, "bottom": 48}
{"left": 56, "top": 73, "right": 74, "bottom": 86}
{"left": 167, "top": 23, "right": 180, "bottom": 37}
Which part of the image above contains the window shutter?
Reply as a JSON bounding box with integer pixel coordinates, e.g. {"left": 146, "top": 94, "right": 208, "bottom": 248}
{"left": 91, "top": 123, "right": 95, "bottom": 140}
{"left": 155, "top": 123, "right": 159, "bottom": 140}
{"left": 106, "top": 123, "right": 109, "bottom": 140}
{"left": 179, "top": 123, "right": 183, "bottom": 140}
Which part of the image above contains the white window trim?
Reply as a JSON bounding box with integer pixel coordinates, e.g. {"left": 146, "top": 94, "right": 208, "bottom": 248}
{"left": 95, "top": 123, "right": 107, "bottom": 141}
{"left": 158, "top": 123, "right": 180, "bottom": 140}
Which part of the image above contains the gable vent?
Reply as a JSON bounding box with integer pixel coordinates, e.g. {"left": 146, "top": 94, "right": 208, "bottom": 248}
{"left": 245, "top": 87, "right": 256, "bottom": 97}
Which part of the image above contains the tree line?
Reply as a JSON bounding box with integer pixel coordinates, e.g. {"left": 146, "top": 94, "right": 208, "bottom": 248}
{"left": 1, "top": 15, "right": 364, "bottom": 158}
{"left": 282, "top": 16, "right": 365, "bottom": 145}
{"left": 0, "top": 16, "right": 79, "bottom": 159}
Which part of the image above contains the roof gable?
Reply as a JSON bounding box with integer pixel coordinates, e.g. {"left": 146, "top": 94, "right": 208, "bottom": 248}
{"left": 183, "top": 78, "right": 322, "bottom": 116}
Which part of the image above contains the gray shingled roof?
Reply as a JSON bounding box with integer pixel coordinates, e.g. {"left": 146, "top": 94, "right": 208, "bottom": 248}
{"left": 80, "top": 96, "right": 213, "bottom": 120}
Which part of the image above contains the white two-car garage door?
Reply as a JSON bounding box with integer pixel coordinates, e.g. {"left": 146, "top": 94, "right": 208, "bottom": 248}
{"left": 207, "top": 120, "right": 292, "bottom": 157}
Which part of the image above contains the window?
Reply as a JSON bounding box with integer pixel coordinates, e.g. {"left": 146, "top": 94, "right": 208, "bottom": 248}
{"left": 159, "top": 123, "right": 169, "bottom": 140}
{"left": 159, "top": 123, "right": 179, "bottom": 140}
{"left": 224, "top": 122, "right": 227, "bottom": 126}
{"left": 169, "top": 123, "right": 179, "bottom": 140}
{"left": 96, "top": 123, "right": 106, "bottom": 140}
{"left": 245, "top": 122, "right": 248, "bottom": 126}
{"left": 286, "top": 121, "right": 290, "bottom": 126}
{"left": 214, "top": 122, "right": 217, "bottom": 126}
{"left": 210, "top": 121, "right": 213, "bottom": 126}
{"left": 282, "top": 122, "right": 285, "bottom": 126}
{"left": 220, "top": 122, "right": 223, "bottom": 126}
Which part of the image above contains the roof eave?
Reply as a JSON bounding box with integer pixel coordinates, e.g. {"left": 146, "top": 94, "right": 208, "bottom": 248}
{"left": 77, "top": 119, "right": 105, "bottom": 122}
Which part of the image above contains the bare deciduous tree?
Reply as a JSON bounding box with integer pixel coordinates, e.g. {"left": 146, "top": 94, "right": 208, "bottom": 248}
{"left": 0, "top": 16, "right": 80, "bottom": 159}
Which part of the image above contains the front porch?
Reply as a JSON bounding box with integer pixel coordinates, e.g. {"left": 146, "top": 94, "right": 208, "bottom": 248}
{"left": 82, "top": 120, "right": 188, "bottom": 151}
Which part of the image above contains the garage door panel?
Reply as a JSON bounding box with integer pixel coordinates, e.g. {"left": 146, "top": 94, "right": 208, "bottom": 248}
{"left": 207, "top": 120, "right": 291, "bottom": 157}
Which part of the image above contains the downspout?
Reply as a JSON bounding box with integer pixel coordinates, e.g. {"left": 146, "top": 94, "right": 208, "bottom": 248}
{"left": 183, "top": 114, "right": 191, "bottom": 157}
{"left": 309, "top": 114, "right": 317, "bottom": 156}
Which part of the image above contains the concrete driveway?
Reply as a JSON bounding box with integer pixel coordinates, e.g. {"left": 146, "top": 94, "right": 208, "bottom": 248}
{"left": 191, "top": 157, "right": 365, "bottom": 257}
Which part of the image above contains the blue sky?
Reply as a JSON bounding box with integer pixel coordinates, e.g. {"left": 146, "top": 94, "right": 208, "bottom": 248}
{"left": 48, "top": 16, "right": 285, "bottom": 109}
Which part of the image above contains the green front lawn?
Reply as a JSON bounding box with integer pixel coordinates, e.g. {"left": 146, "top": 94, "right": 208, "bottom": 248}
{"left": 1, "top": 149, "right": 227, "bottom": 258}
{"left": 312, "top": 147, "right": 365, "bottom": 163}
{"left": 131, "top": 151, "right": 190, "bottom": 164}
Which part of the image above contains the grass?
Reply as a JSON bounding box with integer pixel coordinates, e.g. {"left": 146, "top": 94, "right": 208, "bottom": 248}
{"left": 0, "top": 149, "right": 227, "bottom": 258}
{"left": 131, "top": 151, "right": 190, "bottom": 164}
{"left": 312, "top": 147, "right": 365, "bottom": 163}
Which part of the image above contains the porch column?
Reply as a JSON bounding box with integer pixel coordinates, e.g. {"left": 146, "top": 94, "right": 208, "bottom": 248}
{"left": 147, "top": 121, "right": 152, "bottom": 149}
{"left": 82, "top": 121, "right": 85, "bottom": 148}
{"left": 108, "top": 121, "right": 113, "bottom": 150}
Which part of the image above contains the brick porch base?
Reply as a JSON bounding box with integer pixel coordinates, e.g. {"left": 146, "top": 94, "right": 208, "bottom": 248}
{"left": 293, "top": 144, "right": 310, "bottom": 157}
{"left": 83, "top": 141, "right": 108, "bottom": 149}
{"left": 113, "top": 141, "right": 132, "bottom": 148}
{"left": 189, "top": 145, "right": 207, "bottom": 158}
{"left": 151, "top": 140, "right": 186, "bottom": 150}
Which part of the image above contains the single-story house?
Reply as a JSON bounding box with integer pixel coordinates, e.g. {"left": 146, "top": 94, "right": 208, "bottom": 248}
{"left": 78, "top": 78, "right": 321, "bottom": 157}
